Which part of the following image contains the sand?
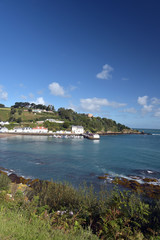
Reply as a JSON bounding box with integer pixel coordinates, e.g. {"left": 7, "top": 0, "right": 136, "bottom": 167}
{"left": 0, "top": 133, "right": 15, "bottom": 138}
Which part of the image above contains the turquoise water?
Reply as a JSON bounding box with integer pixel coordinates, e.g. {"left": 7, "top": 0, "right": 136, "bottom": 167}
{"left": 0, "top": 130, "right": 160, "bottom": 188}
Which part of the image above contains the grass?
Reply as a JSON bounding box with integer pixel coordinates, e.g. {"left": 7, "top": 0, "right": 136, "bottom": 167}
{"left": 0, "top": 175, "right": 98, "bottom": 240}
{"left": 0, "top": 108, "right": 10, "bottom": 121}
{"left": 1, "top": 174, "right": 160, "bottom": 239}
{"left": 0, "top": 108, "right": 58, "bottom": 122}
{"left": 0, "top": 206, "right": 53, "bottom": 240}
{"left": 0, "top": 204, "right": 98, "bottom": 240}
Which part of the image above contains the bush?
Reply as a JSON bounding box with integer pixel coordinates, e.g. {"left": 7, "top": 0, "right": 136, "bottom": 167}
{"left": 0, "top": 173, "right": 11, "bottom": 190}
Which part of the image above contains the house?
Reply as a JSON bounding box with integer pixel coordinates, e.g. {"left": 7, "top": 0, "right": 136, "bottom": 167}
{"left": 22, "top": 127, "right": 33, "bottom": 133}
{"left": 45, "top": 119, "right": 64, "bottom": 124}
{"left": 71, "top": 126, "right": 84, "bottom": 134}
{"left": 36, "top": 121, "right": 44, "bottom": 124}
{"left": 14, "top": 127, "right": 23, "bottom": 133}
{"left": 0, "top": 121, "right": 9, "bottom": 126}
{"left": 0, "top": 127, "right": 9, "bottom": 133}
{"left": 87, "top": 114, "right": 93, "bottom": 118}
{"left": 32, "top": 126, "right": 48, "bottom": 133}
{"left": 32, "top": 109, "right": 42, "bottom": 113}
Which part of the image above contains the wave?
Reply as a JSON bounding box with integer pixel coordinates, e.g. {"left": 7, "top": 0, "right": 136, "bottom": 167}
{"left": 99, "top": 170, "right": 160, "bottom": 186}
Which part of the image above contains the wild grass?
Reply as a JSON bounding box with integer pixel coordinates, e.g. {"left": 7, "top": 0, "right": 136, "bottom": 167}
{"left": 0, "top": 203, "right": 98, "bottom": 240}
{"left": 0, "top": 108, "right": 10, "bottom": 121}
{"left": 0, "top": 108, "right": 57, "bottom": 122}
{"left": 0, "top": 174, "right": 160, "bottom": 239}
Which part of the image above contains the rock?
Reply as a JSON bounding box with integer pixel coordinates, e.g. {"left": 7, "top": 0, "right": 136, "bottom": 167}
{"left": 8, "top": 173, "right": 21, "bottom": 183}
{"left": 98, "top": 176, "right": 108, "bottom": 180}
{"left": 143, "top": 178, "right": 158, "bottom": 183}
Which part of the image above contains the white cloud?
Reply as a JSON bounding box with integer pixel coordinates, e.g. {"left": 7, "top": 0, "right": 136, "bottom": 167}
{"left": 121, "top": 108, "right": 137, "bottom": 114}
{"left": 137, "top": 96, "right": 148, "bottom": 106}
{"left": 49, "top": 82, "right": 65, "bottom": 97}
{"left": 151, "top": 97, "right": 160, "bottom": 105}
{"left": 80, "top": 97, "right": 126, "bottom": 112}
{"left": 142, "top": 104, "right": 153, "bottom": 114}
{"left": 96, "top": 64, "right": 114, "bottom": 80}
{"left": 35, "top": 97, "right": 45, "bottom": 105}
{"left": 67, "top": 102, "right": 76, "bottom": 111}
{"left": 0, "top": 86, "right": 8, "bottom": 101}
{"left": 137, "top": 96, "right": 158, "bottom": 115}
{"left": 154, "top": 108, "right": 160, "bottom": 117}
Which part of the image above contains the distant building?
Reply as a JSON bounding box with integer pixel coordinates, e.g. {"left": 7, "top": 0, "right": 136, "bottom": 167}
{"left": 22, "top": 127, "right": 32, "bottom": 133}
{"left": 0, "top": 127, "right": 9, "bottom": 133}
{"left": 32, "top": 126, "right": 48, "bottom": 133}
{"left": 14, "top": 127, "right": 23, "bottom": 133}
{"left": 32, "top": 109, "right": 42, "bottom": 113}
{"left": 72, "top": 126, "right": 84, "bottom": 134}
{"left": 36, "top": 121, "right": 44, "bottom": 124}
{"left": 45, "top": 119, "right": 64, "bottom": 124}
{"left": 88, "top": 114, "right": 93, "bottom": 118}
{"left": 0, "top": 121, "right": 9, "bottom": 126}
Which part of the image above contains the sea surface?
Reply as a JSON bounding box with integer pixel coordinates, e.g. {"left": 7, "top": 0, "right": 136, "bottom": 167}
{"left": 0, "top": 129, "right": 160, "bottom": 189}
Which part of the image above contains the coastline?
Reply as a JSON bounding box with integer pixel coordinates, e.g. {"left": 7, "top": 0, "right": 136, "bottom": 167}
{"left": 0, "top": 131, "right": 143, "bottom": 138}
{"left": 0, "top": 133, "right": 16, "bottom": 138}
{"left": 1, "top": 165, "right": 160, "bottom": 199}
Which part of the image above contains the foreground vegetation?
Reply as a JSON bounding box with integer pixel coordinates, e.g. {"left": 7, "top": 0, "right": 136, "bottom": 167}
{"left": 0, "top": 173, "right": 160, "bottom": 239}
{"left": 0, "top": 102, "right": 131, "bottom": 133}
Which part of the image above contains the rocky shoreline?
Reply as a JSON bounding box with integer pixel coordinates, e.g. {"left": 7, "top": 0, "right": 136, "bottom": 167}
{"left": 98, "top": 130, "right": 151, "bottom": 135}
{"left": 98, "top": 173, "right": 160, "bottom": 199}
{"left": 1, "top": 166, "right": 160, "bottom": 199}
{"left": 0, "top": 167, "right": 39, "bottom": 187}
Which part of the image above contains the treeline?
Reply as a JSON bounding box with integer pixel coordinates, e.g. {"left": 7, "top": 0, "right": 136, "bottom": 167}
{"left": 11, "top": 102, "right": 55, "bottom": 111}
{"left": 57, "top": 107, "right": 129, "bottom": 132}
{"left": 7, "top": 102, "right": 130, "bottom": 132}
{"left": 0, "top": 103, "right": 5, "bottom": 108}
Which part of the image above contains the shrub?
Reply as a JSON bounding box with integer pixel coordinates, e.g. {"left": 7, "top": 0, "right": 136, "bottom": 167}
{"left": 0, "top": 173, "right": 11, "bottom": 190}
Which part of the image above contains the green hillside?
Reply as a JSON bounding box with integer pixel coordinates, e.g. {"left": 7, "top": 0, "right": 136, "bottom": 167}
{"left": 0, "top": 107, "right": 58, "bottom": 122}
{"left": 0, "top": 108, "right": 10, "bottom": 121}
{"left": 0, "top": 102, "right": 132, "bottom": 133}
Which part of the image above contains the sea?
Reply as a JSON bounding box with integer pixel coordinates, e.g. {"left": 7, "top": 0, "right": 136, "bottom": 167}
{"left": 0, "top": 129, "right": 160, "bottom": 189}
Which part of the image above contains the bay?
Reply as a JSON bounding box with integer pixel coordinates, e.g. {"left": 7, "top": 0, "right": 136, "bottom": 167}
{"left": 0, "top": 129, "right": 160, "bottom": 188}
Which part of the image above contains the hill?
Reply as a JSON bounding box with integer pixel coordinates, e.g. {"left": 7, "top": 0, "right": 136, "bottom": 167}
{"left": 0, "top": 108, "right": 10, "bottom": 121}
{"left": 0, "top": 102, "right": 131, "bottom": 133}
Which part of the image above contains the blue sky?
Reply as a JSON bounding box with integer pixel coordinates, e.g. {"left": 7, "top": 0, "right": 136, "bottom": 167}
{"left": 0, "top": 0, "right": 160, "bottom": 128}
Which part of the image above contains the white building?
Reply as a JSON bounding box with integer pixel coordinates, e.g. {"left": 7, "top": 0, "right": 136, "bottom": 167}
{"left": 32, "top": 126, "right": 48, "bottom": 133}
{"left": 32, "top": 109, "right": 42, "bottom": 113}
{"left": 71, "top": 126, "right": 84, "bottom": 134}
{"left": 45, "top": 119, "right": 64, "bottom": 124}
{"left": 22, "top": 127, "right": 33, "bottom": 133}
{"left": 0, "top": 127, "right": 9, "bottom": 133}
{"left": 0, "top": 121, "right": 9, "bottom": 126}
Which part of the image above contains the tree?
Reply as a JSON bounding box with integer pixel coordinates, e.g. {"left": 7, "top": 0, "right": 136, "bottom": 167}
{"left": 63, "top": 122, "right": 70, "bottom": 129}
{"left": 0, "top": 104, "right": 5, "bottom": 108}
{"left": 17, "top": 117, "right": 22, "bottom": 123}
{"left": 18, "top": 109, "right": 22, "bottom": 115}
{"left": 10, "top": 108, "right": 16, "bottom": 115}
{"left": 9, "top": 116, "right": 16, "bottom": 122}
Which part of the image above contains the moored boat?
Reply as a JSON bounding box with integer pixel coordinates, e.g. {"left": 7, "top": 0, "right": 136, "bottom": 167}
{"left": 87, "top": 134, "right": 100, "bottom": 140}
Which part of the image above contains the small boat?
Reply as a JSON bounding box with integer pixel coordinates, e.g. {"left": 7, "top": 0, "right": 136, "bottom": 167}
{"left": 87, "top": 134, "right": 100, "bottom": 140}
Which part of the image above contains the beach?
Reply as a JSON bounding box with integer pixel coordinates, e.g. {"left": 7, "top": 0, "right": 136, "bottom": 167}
{"left": 0, "top": 133, "right": 15, "bottom": 138}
